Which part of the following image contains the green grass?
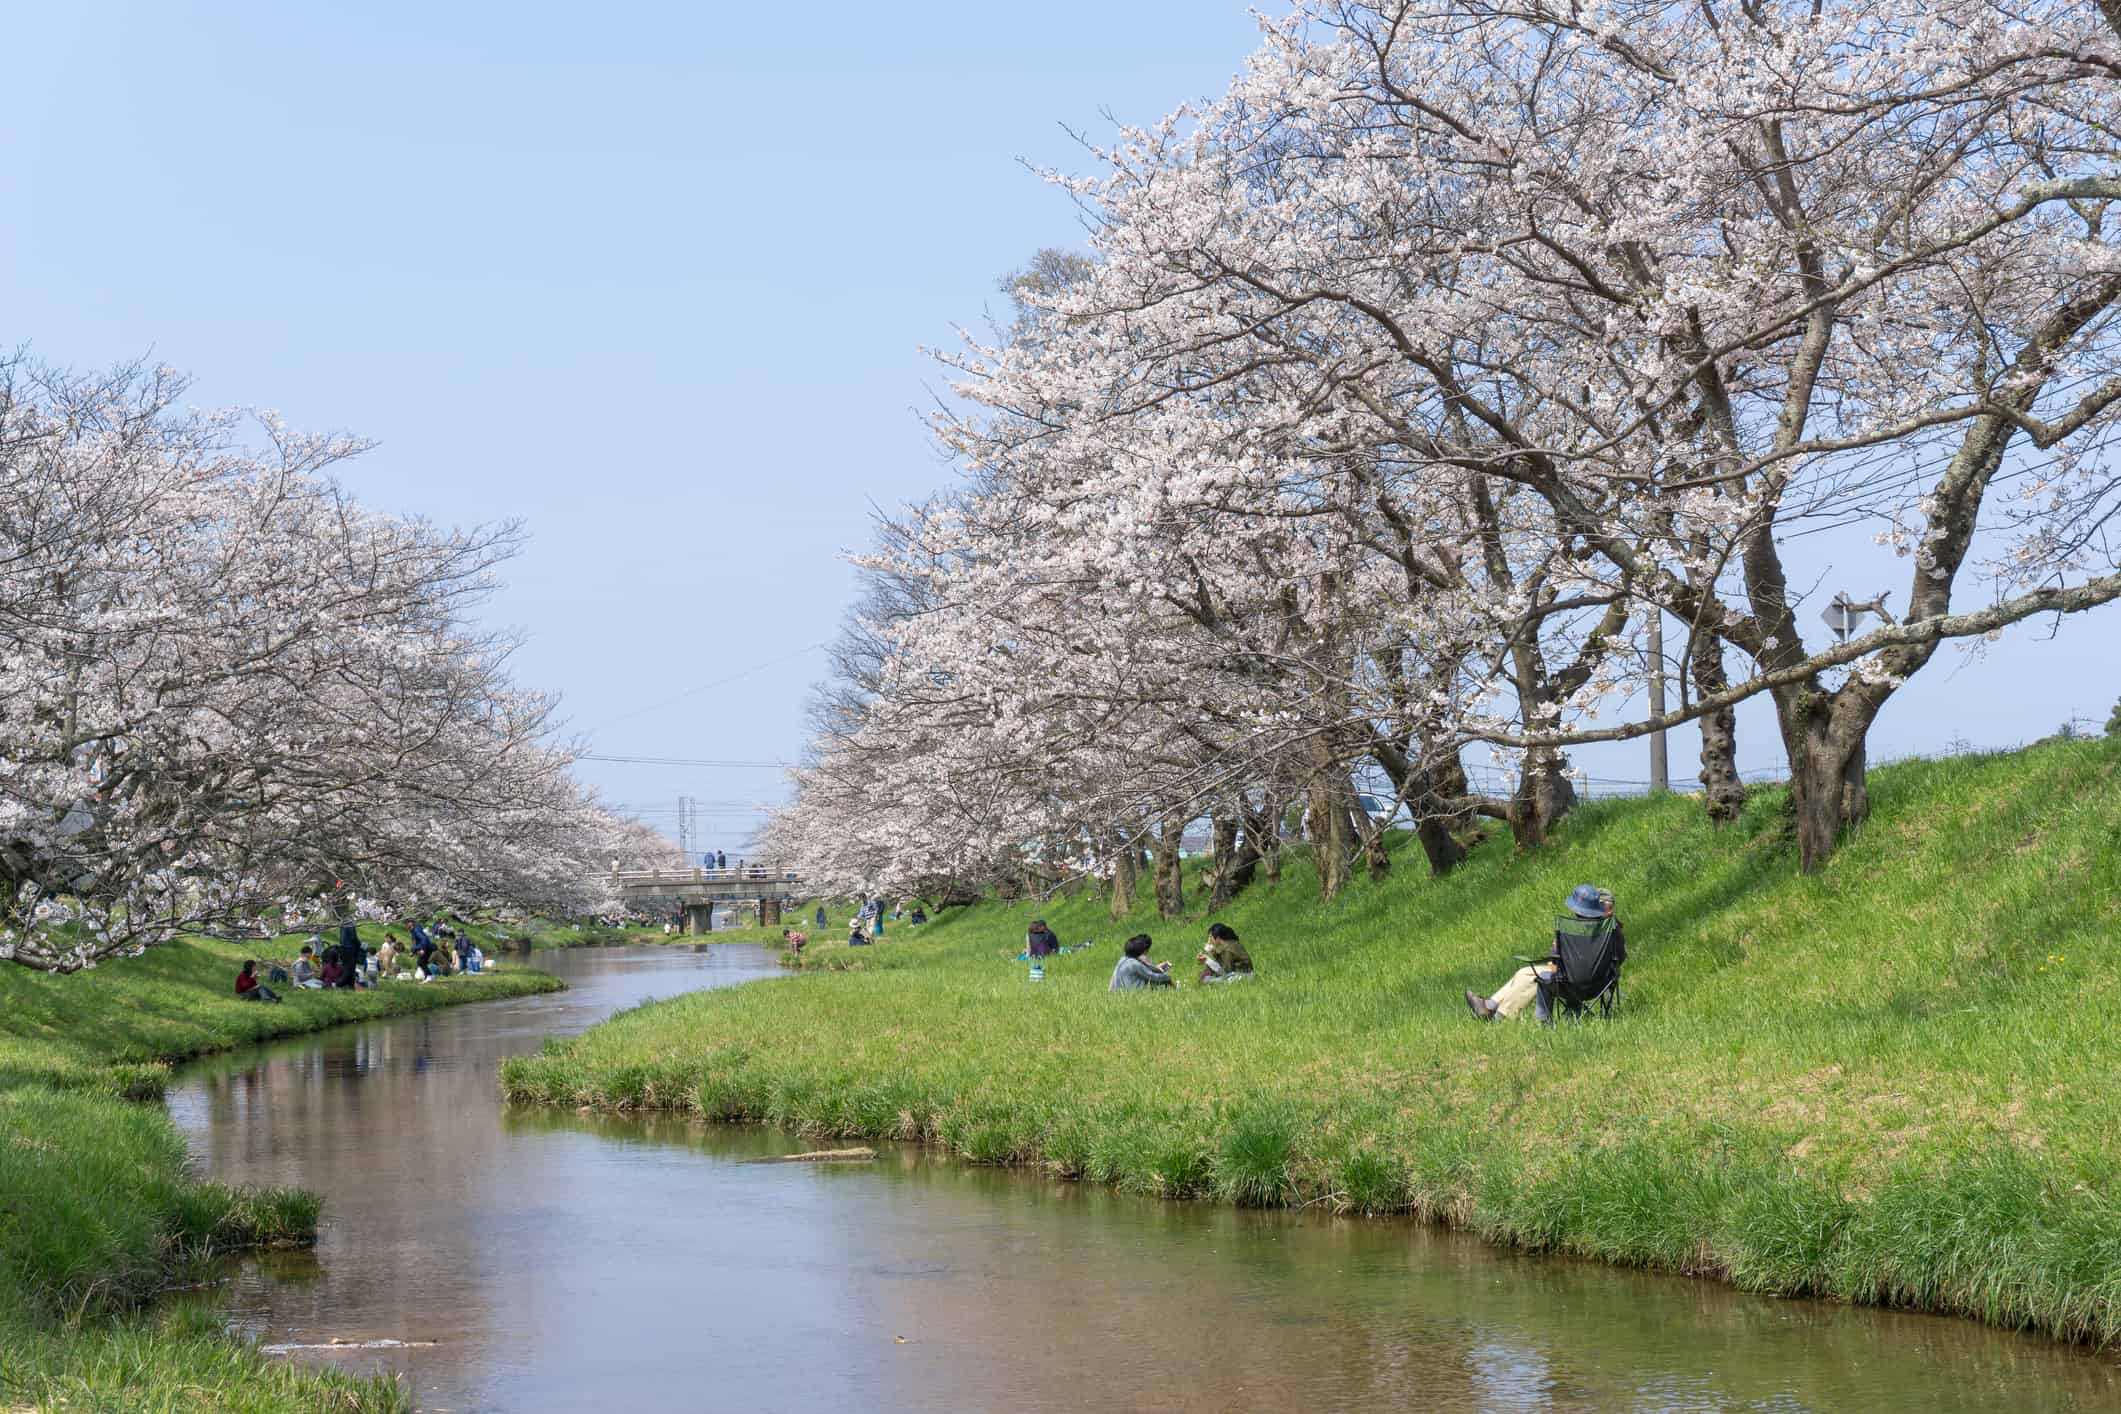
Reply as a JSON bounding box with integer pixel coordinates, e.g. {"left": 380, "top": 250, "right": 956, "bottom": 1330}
{"left": 1, "top": 1301, "right": 405, "bottom": 1413}
{"left": 501, "top": 739, "right": 2121, "bottom": 1346}
{"left": 509, "top": 917, "right": 649, "bottom": 948}
{"left": 0, "top": 930, "right": 560, "bottom": 1411}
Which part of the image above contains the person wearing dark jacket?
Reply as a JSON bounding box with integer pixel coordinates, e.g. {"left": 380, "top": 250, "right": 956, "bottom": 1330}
{"left": 1025, "top": 921, "right": 1060, "bottom": 959}
{"left": 335, "top": 922, "right": 366, "bottom": 988}
{"left": 1197, "top": 923, "right": 1254, "bottom": 984}
{"left": 1466, "top": 885, "right": 1623, "bottom": 1021}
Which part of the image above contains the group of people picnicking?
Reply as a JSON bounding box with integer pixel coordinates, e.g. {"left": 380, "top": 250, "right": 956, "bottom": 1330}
{"left": 762, "top": 881, "right": 1623, "bottom": 1021}
{"left": 1099, "top": 922, "right": 1254, "bottom": 990}
{"left": 234, "top": 919, "right": 490, "bottom": 1002}
{"left": 1097, "top": 882, "right": 1623, "bottom": 1024}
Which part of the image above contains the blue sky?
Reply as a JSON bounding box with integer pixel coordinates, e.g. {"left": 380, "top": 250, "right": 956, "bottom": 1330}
{"left": 7, "top": 2, "right": 2112, "bottom": 851}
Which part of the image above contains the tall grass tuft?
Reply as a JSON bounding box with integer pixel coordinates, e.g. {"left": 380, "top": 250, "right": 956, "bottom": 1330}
{"left": 1217, "top": 1104, "right": 1300, "bottom": 1206}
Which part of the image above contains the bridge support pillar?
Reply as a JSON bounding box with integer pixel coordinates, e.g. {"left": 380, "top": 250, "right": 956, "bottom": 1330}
{"left": 760, "top": 895, "right": 780, "bottom": 927}
{"left": 683, "top": 904, "right": 712, "bottom": 936}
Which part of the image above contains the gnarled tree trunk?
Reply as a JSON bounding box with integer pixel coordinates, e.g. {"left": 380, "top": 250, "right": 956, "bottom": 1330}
{"left": 1108, "top": 826, "right": 1138, "bottom": 919}
{"left": 1205, "top": 813, "right": 1238, "bottom": 910}
{"left": 1691, "top": 633, "right": 1746, "bottom": 826}
{"left": 1305, "top": 748, "right": 1356, "bottom": 902}
{"left": 1248, "top": 790, "right": 1287, "bottom": 884}
{"left": 1356, "top": 807, "right": 1391, "bottom": 882}
{"left": 1207, "top": 807, "right": 1263, "bottom": 911}
{"left": 1152, "top": 809, "right": 1186, "bottom": 919}
{"left": 1410, "top": 755, "right": 1470, "bottom": 877}
{"left": 1508, "top": 747, "right": 1577, "bottom": 849}
{"left": 1369, "top": 736, "right": 1471, "bottom": 877}
{"left": 1774, "top": 683, "right": 1875, "bottom": 872}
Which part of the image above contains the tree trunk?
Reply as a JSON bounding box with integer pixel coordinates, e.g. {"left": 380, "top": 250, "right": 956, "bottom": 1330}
{"left": 1369, "top": 738, "right": 1471, "bottom": 877}
{"left": 1305, "top": 759, "right": 1354, "bottom": 903}
{"left": 1508, "top": 747, "right": 1577, "bottom": 849}
{"left": 1206, "top": 813, "right": 1239, "bottom": 911}
{"left": 1152, "top": 809, "right": 1186, "bottom": 919}
{"left": 1774, "top": 685, "right": 1873, "bottom": 873}
{"left": 1412, "top": 755, "right": 1469, "bottom": 877}
{"left": 1108, "top": 827, "right": 1138, "bottom": 919}
{"left": 1250, "top": 791, "right": 1286, "bottom": 884}
{"left": 1228, "top": 807, "right": 1261, "bottom": 896}
{"left": 1691, "top": 634, "right": 1746, "bottom": 826}
{"left": 1354, "top": 803, "right": 1391, "bottom": 883}
{"left": 1206, "top": 805, "right": 1264, "bottom": 912}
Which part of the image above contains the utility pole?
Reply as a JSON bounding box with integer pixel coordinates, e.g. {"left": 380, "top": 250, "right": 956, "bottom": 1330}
{"left": 677, "top": 794, "right": 692, "bottom": 861}
{"left": 1647, "top": 607, "right": 1670, "bottom": 793}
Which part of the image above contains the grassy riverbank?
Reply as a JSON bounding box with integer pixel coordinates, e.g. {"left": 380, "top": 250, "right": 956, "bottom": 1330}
{"left": 1, "top": 933, "right": 560, "bottom": 1410}
{"left": 503, "top": 739, "right": 2121, "bottom": 1346}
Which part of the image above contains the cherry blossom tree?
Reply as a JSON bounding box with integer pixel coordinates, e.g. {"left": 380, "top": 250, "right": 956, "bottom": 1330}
{"left": 0, "top": 355, "right": 649, "bottom": 969}
{"left": 764, "top": 0, "right": 2121, "bottom": 895}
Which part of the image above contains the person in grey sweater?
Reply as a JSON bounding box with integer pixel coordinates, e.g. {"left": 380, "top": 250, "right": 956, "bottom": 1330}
{"left": 1108, "top": 934, "right": 1176, "bottom": 991}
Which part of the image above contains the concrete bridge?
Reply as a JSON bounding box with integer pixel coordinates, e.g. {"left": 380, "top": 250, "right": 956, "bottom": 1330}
{"left": 612, "top": 866, "right": 803, "bottom": 933}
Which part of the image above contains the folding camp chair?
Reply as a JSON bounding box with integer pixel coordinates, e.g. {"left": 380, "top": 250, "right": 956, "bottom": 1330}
{"left": 1527, "top": 914, "right": 1623, "bottom": 1023}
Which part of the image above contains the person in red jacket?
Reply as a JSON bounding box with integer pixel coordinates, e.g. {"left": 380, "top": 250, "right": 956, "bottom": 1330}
{"left": 235, "top": 959, "right": 283, "bottom": 1003}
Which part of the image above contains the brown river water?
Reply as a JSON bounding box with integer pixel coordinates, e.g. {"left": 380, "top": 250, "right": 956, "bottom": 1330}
{"left": 166, "top": 944, "right": 2121, "bottom": 1413}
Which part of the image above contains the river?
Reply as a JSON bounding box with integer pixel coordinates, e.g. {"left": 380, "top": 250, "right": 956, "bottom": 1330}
{"left": 167, "top": 944, "right": 2121, "bottom": 1413}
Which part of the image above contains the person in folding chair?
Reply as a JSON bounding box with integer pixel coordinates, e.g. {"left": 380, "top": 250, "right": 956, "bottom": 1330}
{"left": 1465, "top": 884, "right": 1624, "bottom": 1022}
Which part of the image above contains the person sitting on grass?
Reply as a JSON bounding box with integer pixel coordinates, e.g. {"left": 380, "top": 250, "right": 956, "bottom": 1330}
{"left": 1109, "top": 934, "right": 1177, "bottom": 991}
{"left": 1466, "top": 884, "right": 1622, "bottom": 1021}
{"left": 1026, "top": 920, "right": 1059, "bottom": 963}
{"left": 909, "top": 907, "right": 927, "bottom": 925}
{"left": 235, "top": 959, "right": 283, "bottom": 1003}
{"left": 847, "top": 918, "right": 870, "bottom": 947}
{"left": 292, "top": 945, "right": 325, "bottom": 989}
{"left": 1197, "top": 923, "right": 1254, "bottom": 984}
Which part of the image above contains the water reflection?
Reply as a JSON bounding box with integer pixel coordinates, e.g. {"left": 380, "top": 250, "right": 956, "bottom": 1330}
{"left": 168, "top": 946, "right": 2119, "bottom": 1413}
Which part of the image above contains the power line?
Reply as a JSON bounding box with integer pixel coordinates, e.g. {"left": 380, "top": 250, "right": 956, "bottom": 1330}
{"left": 583, "top": 642, "right": 828, "bottom": 735}
{"left": 578, "top": 754, "right": 792, "bottom": 768}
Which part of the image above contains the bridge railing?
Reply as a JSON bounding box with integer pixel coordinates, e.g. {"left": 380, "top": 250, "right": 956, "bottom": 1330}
{"left": 609, "top": 868, "right": 802, "bottom": 885}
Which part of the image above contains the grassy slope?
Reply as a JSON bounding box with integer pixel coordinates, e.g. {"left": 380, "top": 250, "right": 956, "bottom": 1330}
{"left": 502, "top": 740, "right": 2121, "bottom": 1344}
{"left": 1, "top": 932, "right": 560, "bottom": 1412}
